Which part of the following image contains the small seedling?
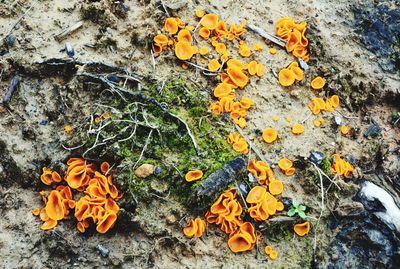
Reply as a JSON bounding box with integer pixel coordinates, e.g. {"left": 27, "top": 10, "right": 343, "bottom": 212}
{"left": 288, "top": 200, "right": 307, "bottom": 219}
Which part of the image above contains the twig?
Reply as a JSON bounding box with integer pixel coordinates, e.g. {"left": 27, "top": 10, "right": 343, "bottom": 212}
{"left": 167, "top": 112, "right": 199, "bottom": 152}
{"left": 247, "top": 24, "right": 286, "bottom": 47}
{"left": 150, "top": 49, "right": 156, "bottom": 70}
{"left": 132, "top": 129, "right": 153, "bottom": 170}
{"left": 310, "top": 162, "right": 341, "bottom": 190}
{"left": 61, "top": 143, "right": 86, "bottom": 151}
{"left": 160, "top": 0, "right": 170, "bottom": 16}
{"left": 234, "top": 124, "right": 272, "bottom": 165}
{"left": 3, "top": 3, "right": 36, "bottom": 40}
{"left": 301, "top": 111, "right": 313, "bottom": 124}
{"left": 2, "top": 76, "right": 20, "bottom": 106}
{"left": 172, "top": 164, "right": 184, "bottom": 178}
{"left": 183, "top": 61, "right": 215, "bottom": 73}
{"left": 54, "top": 21, "right": 84, "bottom": 41}
{"left": 333, "top": 110, "right": 358, "bottom": 120}
{"left": 235, "top": 181, "right": 248, "bottom": 210}
{"left": 312, "top": 162, "right": 325, "bottom": 255}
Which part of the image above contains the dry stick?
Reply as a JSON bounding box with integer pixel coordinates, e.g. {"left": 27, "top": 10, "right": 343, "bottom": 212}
{"left": 312, "top": 163, "right": 325, "bottom": 256}
{"left": 3, "top": 3, "right": 36, "bottom": 40}
{"left": 160, "top": 0, "right": 170, "bottom": 17}
{"left": 310, "top": 162, "right": 341, "bottom": 190}
{"left": 54, "top": 21, "right": 84, "bottom": 41}
{"left": 234, "top": 124, "right": 272, "bottom": 165}
{"left": 61, "top": 143, "right": 86, "bottom": 151}
{"left": 183, "top": 61, "right": 215, "bottom": 73}
{"left": 247, "top": 24, "right": 286, "bottom": 47}
{"left": 150, "top": 48, "right": 156, "bottom": 70}
{"left": 301, "top": 111, "right": 313, "bottom": 124}
{"left": 132, "top": 129, "right": 153, "bottom": 170}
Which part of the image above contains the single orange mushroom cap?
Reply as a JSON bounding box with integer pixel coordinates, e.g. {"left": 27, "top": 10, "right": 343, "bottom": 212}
{"left": 294, "top": 221, "right": 311, "bottom": 236}
{"left": 278, "top": 68, "right": 296, "bottom": 86}
{"left": 227, "top": 67, "right": 249, "bottom": 88}
{"left": 175, "top": 41, "right": 194, "bottom": 60}
{"left": 262, "top": 128, "right": 278, "bottom": 143}
{"left": 96, "top": 212, "right": 117, "bottom": 234}
{"left": 269, "top": 179, "right": 284, "bottom": 195}
{"left": 199, "top": 27, "right": 210, "bottom": 39}
{"left": 45, "top": 190, "right": 65, "bottom": 221}
{"left": 292, "top": 123, "right": 305, "bottom": 134}
{"left": 41, "top": 219, "right": 58, "bottom": 230}
{"left": 164, "top": 17, "right": 178, "bottom": 35}
{"left": 311, "top": 76, "right": 326, "bottom": 90}
{"left": 246, "top": 186, "right": 267, "bottom": 204}
{"left": 208, "top": 59, "right": 221, "bottom": 72}
{"left": 213, "top": 83, "right": 232, "bottom": 99}
{"left": 185, "top": 170, "right": 203, "bottom": 182}
{"left": 201, "top": 13, "right": 219, "bottom": 30}
{"left": 177, "top": 29, "right": 192, "bottom": 43}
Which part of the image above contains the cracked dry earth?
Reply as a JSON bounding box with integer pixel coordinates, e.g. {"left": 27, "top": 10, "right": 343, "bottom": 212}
{"left": 0, "top": 0, "right": 399, "bottom": 268}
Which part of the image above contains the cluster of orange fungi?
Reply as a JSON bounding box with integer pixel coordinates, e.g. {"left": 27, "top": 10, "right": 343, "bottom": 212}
{"left": 278, "top": 158, "right": 296, "bottom": 176}
{"left": 265, "top": 245, "right": 279, "bottom": 260}
{"left": 248, "top": 159, "right": 274, "bottom": 185}
{"left": 33, "top": 158, "right": 122, "bottom": 234}
{"left": 275, "top": 17, "right": 309, "bottom": 62}
{"left": 183, "top": 217, "right": 206, "bottom": 238}
{"left": 331, "top": 154, "right": 354, "bottom": 177}
{"left": 247, "top": 186, "right": 284, "bottom": 221}
{"left": 308, "top": 95, "right": 340, "bottom": 115}
{"left": 227, "top": 132, "right": 249, "bottom": 154}
{"left": 278, "top": 61, "right": 304, "bottom": 87}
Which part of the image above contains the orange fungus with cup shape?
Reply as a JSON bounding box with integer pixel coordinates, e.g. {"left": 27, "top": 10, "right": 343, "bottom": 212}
{"left": 328, "top": 95, "right": 340, "bottom": 108}
{"left": 294, "top": 221, "right": 311, "bottom": 236}
{"left": 262, "top": 128, "right": 278, "bottom": 143}
{"left": 174, "top": 41, "right": 194, "bottom": 60}
{"left": 183, "top": 217, "right": 206, "bottom": 238}
{"left": 41, "top": 219, "right": 57, "bottom": 230}
{"left": 278, "top": 68, "right": 296, "bottom": 86}
{"left": 32, "top": 207, "right": 40, "bottom": 216}
{"left": 269, "top": 179, "right": 284, "bottom": 195}
{"left": 227, "top": 67, "right": 249, "bottom": 88}
{"left": 164, "top": 17, "right": 178, "bottom": 34}
{"left": 177, "top": 29, "right": 192, "bottom": 43}
{"left": 185, "top": 170, "right": 203, "bottom": 182}
{"left": 227, "top": 222, "right": 256, "bottom": 253}
{"left": 311, "top": 76, "right": 325, "bottom": 90}
{"left": 213, "top": 83, "right": 232, "bottom": 99}
{"left": 195, "top": 9, "right": 205, "bottom": 18}
{"left": 45, "top": 190, "right": 65, "bottom": 221}
{"left": 96, "top": 212, "right": 117, "bottom": 234}
{"left": 199, "top": 27, "right": 210, "bottom": 39}
{"left": 208, "top": 59, "right": 221, "bottom": 71}
{"left": 340, "top": 125, "right": 350, "bottom": 135}
{"left": 292, "top": 123, "right": 305, "bottom": 134}
{"left": 278, "top": 158, "right": 293, "bottom": 170}
{"left": 153, "top": 34, "right": 168, "bottom": 46}
{"left": 247, "top": 60, "right": 258, "bottom": 76}
{"left": 201, "top": 13, "right": 219, "bottom": 29}
{"left": 270, "top": 250, "right": 279, "bottom": 260}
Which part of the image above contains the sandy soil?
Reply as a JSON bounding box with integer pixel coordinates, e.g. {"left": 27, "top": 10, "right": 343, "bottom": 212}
{"left": 0, "top": 0, "right": 399, "bottom": 268}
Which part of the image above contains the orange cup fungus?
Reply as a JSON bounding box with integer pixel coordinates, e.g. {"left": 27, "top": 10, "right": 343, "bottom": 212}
{"left": 278, "top": 68, "right": 295, "bottom": 87}
{"left": 227, "top": 67, "right": 249, "bottom": 88}
{"left": 262, "top": 128, "right": 278, "bottom": 144}
{"left": 183, "top": 217, "right": 206, "bottom": 238}
{"left": 308, "top": 95, "right": 340, "bottom": 115}
{"left": 276, "top": 17, "right": 309, "bottom": 61}
{"left": 164, "top": 17, "right": 178, "bottom": 34}
{"left": 331, "top": 154, "right": 354, "bottom": 177}
{"left": 294, "top": 221, "right": 311, "bottom": 236}
{"left": 227, "top": 132, "right": 249, "bottom": 154}
{"left": 201, "top": 13, "right": 219, "bottom": 30}
{"left": 208, "top": 59, "right": 221, "bottom": 71}
{"left": 185, "top": 170, "right": 203, "bottom": 182}
{"left": 228, "top": 222, "right": 256, "bottom": 253}
{"left": 340, "top": 125, "right": 350, "bottom": 135}
{"left": 175, "top": 41, "right": 194, "bottom": 60}
{"left": 35, "top": 159, "right": 122, "bottom": 233}
{"left": 177, "top": 29, "right": 192, "bottom": 43}
{"left": 40, "top": 167, "right": 62, "bottom": 185}
{"left": 311, "top": 76, "right": 325, "bottom": 90}
{"left": 206, "top": 188, "right": 243, "bottom": 234}
{"left": 246, "top": 186, "right": 284, "bottom": 221}
{"left": 292, "top": 123, "right": 305, "bottom": 135}
{"left": 195, "top": 9, "right": 205, "bottom": 18}
{"left": 265, "top": 245, "right": 279, "bottom": 260}
{"left": 199, "top": 27, "right": 211, "bottom": 39}
{"left": 248, "top": 159, "right": 275, "bottom": 185}
{"left": 213, "top": 83, "right": 233, "bottom": 99}
{"left": 278, "top": 158, "right": 295, "bottom": 176}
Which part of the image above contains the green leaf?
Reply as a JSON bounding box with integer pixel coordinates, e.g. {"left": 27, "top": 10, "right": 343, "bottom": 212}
{"left": 292, "top": 200, "right": 300, "bottom": 208}
{"left": 288, "top": 208, "right": 296, "bottom": 217}
{"left": 298, "top": 205, "right": 306, "bottom": 211}
{"left": 298, "top": 211, "right": 306, "bottom": 219}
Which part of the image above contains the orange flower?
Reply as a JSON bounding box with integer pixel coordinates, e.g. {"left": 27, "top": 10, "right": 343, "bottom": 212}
{"left": 294, "top": 221, "right": 311, "bottom": 236}
{"left": 175, "top": 41, "right": 194, "bottom": 60}
{"left": 311, "top": 76, "right": 325, "bottom": 90}
{"left": 262, "top": 128, "right": 278, "bottom": 143}
{"left": 185, "top": 170, "right": 203, "bottom": 182}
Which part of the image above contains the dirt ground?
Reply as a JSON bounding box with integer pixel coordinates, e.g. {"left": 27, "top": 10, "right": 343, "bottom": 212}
{"left": 0, "top": 0, "right": 399, "bottom": 268}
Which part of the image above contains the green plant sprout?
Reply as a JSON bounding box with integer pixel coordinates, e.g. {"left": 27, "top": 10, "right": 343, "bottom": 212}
{"left": 288, "top": 200, "right": 307, "bottom": 219}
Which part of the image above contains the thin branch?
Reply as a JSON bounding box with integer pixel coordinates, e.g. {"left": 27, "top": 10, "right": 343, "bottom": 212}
{"left": 132, "top": 129, "right": 153, "bottom": 170}
{"left": 3, "top": 3, "right": 36, "bottom": 40}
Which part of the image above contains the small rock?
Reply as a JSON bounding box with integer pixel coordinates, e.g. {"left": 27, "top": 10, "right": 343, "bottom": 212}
{"left": 96, "top": 244, "right": 109, "bottom": 257}
{"left": 5, "top": 35, "right": 16, "bottom": 47}
{"left": 331, "top": 254, "right": 339, "bottom": 261}
{"left": 154, "top": 166, "right": 162, "bottom": 175}
{"left": 134, "top": 164, "right": 155, "bottom": 178}
{"left": 65, "top": 42, "right": 74, "bottom": 57}
{"left": 309, "top": 151, "right": 324, "bottom": 165}
{"left": 166, "top": 215, "right": 177, "bottom": 224}
{"left": 334, "top": 116, "right": 342, "bottom": 125}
